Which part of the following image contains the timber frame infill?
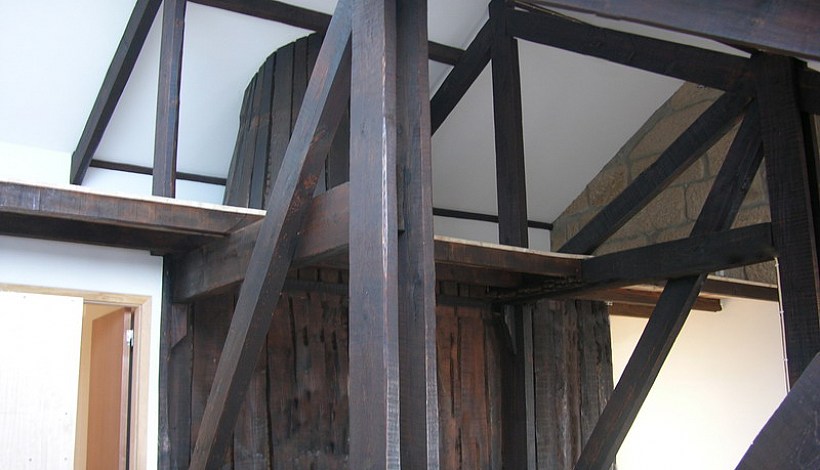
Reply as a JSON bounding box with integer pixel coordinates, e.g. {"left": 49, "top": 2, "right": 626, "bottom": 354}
{"left": 56, "top": 0, "right": 820, "bottom": 468}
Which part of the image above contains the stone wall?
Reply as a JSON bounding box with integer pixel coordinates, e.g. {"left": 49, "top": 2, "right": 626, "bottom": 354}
{"left": 550, "top": 83, "right": 776, "bottom": 284}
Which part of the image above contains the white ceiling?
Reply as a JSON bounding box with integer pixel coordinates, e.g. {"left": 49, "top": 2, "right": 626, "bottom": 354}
{"left": 0, "top": 0, "right": 777, "bottom": 224}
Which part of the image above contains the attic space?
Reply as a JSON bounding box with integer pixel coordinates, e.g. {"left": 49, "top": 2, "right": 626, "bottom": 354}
{"left": 1, "top": 1, "right": 819, "bottom": 469}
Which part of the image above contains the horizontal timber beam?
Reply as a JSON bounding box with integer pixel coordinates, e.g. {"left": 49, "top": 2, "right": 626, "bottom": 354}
{"left": 190, "top": 0, "right": 463, "bottom": 65}
{"left": 0, "top": 180, "right": 259, "bottom": 253}
{"left": 173, "top": 183, "right": 582, "bottom": 301}
{"left": 507, "top": 8, "right": 751, "bottom": 92}
{"left": 580, "top": 223, "right": 775, "bottom": 290}
{"left": 520, "top": 0, "right": 820, "bottom": 61}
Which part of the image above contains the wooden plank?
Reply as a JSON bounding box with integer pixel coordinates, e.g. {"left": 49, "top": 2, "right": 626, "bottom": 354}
{"left": 71, "top": 0, "right": 162, "bottom": 184}
{"left": 736, "top": 353, "right": 820, "bottom": 469}
{"left": 430, "top": 19, "right": 492, "bottom": 134}
{"left": 188, "top": 0, "right": 352, "bottom": 465}
{"left": 249, "top": 57, "right": 274, "bottom": 209}
{"left": 522, "top": 0, "right": 820, "bottom": 61}
{"left": 152, "top": 0, "right": 187, "bottom": 198}
{"left": 560, "top": 90, "right": 749, "bottom": 255}
{"left": 580, "top": 223, "right": 775, "bottom": 289}
{"left": 755, "top": 53, "right": 820, "bottom": 385}
{"left": 572, "top": 288, "right": 722, "bottom": 313}
{"left": 267, "top": 43, "right": 295, "bottom": 207}
{"left": 435, "top": 237, "right": 580, "bottom": 277}
{"left": 507, "top": 8, "right": 751, "bottom": 92}
{"left": 190, "top": 293, "right": 234, "bottom": 470}
{"left": 224, "top": 78, "right": 256, "bottom": 206}
{"left": 574, "top": 94, "right": 767, "bottom": 470}
{"left": 396, "top": 0, "right": 440, "bottom": 467}
{"left": 190, "top": 0, "right": 462, "bottom": 65}
{"left": 348, "top": 0, "right": 400, "bottom": 466}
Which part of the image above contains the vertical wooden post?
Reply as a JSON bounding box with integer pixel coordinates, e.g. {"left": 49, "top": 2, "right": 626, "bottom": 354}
{"left": 153, "top": 0, "right": 187, "bottom": 197}
{"left": 396, "top": 0, "right": 440, "bottom": 467}
{"left": 490, "top": 0, "right": 535, "bottom": 468}
{"left": 754, "top": 53, "right": 820, "bottom": 385}
{"left": 349, "top": 0, "right": 400, "bottom": 467}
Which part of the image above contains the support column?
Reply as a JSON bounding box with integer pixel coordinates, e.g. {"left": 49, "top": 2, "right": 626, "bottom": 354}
{"left": 754, "top": 53, "right": 820, "bottom": 385}
{"left": 396, "top": 0, "right": 440, "bottom": 467}
{"left": 153, "top": 0, "right": 187, "bottom": 197}
{"left": 349, "top": 0, "right": 401, "bottom": 467}
{"left": 490, "top": 0, "right": 536, "bottom": 468}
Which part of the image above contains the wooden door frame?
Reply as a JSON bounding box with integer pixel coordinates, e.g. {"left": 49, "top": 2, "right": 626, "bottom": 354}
{"left": 0, "top": 283, "right": 152, "bottom": 470}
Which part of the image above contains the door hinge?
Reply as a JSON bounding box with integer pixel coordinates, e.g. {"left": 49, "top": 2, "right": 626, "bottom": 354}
{"left": 126, "top": 329, "right": 134, "bottom": 348}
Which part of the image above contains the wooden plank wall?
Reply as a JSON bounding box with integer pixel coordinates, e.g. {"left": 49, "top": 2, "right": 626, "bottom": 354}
{"left": 169, "top": 280, "right": 611, "bottom": 469}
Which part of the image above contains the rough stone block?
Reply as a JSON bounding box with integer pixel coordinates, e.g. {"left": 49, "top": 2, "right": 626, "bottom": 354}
{"left": 745, "top": 261, "right": 778, "bottom": 285}
{"left": 731, "top": 204, "right": 771, "bottom": 229}
{"left": 685, "top": 180, "right": 713, "bottom": 221}
{"left": 631, "top": 101, "right": 713, "bottom": 158}
{"left": 666, "top": 83, "right": 722, "bottom": 111}
{"left": 588, "top": 163, "right": 628, "bottom": 207}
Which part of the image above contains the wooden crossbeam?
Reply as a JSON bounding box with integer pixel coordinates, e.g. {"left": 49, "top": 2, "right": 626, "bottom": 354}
{"left": 560, "top": 90, "right": 749, "bottom": 255}
{"left": 574, "top": 103, "right": 765, "bottom": 470}
{"left": 430, "top": 19, "right": 492, "bottom": 134}
{"left": 580, "top": 223, "right": 774, "bottom": 291}
{"left": 755, "top": 54, "right": 820, "bottom": 385}
{"left": 736, "top": 353, "right": 820, "bottom": 469}
{"left": 507, "top": 8, "right": 750, "bottom": 91}
{"left": 190, "top": 0, "right": 462, "bottom": 65}
{"left": 153, "top": 0, "right": 187, "bottom": 197}
{"left": 70, "top": 0, "right": 162, "bottom": 185}
{"left": 396, "top": 0, "right": 440, "bottom": 465}
{"left": 521, "top": 0, "right": 820, "bottom": 61}
{"left": 187, "top": 0, "right": 352, "bottom": 465}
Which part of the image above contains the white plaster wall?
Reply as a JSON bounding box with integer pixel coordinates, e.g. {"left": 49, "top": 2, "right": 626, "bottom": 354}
{"left": 610, "top": 298, "right": 788, "bottom": 470}
{"left": 0, "top": 236, "right": 164, "bottom": 470}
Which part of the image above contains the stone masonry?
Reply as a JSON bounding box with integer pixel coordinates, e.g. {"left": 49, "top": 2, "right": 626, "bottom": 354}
{"left": 551, "top": 82, "right": 777, "bottom": 284}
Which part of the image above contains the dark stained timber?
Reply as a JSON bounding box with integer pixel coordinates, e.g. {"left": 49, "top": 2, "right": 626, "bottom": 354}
{"left": 190, "top": 0, "right": 463, "bottom": 65}
{"left": 507, "top": 8, "right": 751, "bottom": 92}
{"left": 560, "top": 90, "right": 750, "bottom": 255}
{"left": 490, "top": 1, "right": 535, "bottom": 468}
{"left": 736, "top": 353, "right": 820, "bottom": 470}
{"left": 430, "top": 19, "right": 493, "bottom": 134}
{"left": 521, "top": 0, "right": 820, "bottom": 61}
{"left": 187, "top": 0, "right": 352, "bottom": 466}
{"left": 574, "top": 103, "right": 766, "bottom": 470}
{"left": 153, "top": 0, "right": 187, "bottom": 198}
{"left": 396, "top": 0, "right": 440, "bottom": 467}
{"left": 71, "top": 0, "right": 162, "bottom": 184}
{"left": 580, "top": 223, "right": 775, "bottom": 289}
{"left": 349, "top": 0, "right": 401, "bottom": 466}
{"left": 800, "top": 68, "right": 820, "bottom": 115}
{"left": 755, "top": 53, "right": 820, "bottom": 385}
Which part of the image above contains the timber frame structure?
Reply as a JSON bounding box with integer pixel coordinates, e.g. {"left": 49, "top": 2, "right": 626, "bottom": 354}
{"left": 2, "top": 0, "right": 820, "bottom": 469}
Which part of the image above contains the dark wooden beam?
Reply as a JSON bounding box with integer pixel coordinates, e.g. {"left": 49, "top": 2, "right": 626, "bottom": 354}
{"left": 577, "top": 288, "right": 722, "bottom": 313}
{"left": 799, "top": 67, "right": 820, "bottom": 115}
{"left": 71, "top": 0, "right": 162, "bottom": 184}
{"left": 433, "top": 207, "right": 553, "bottom": 230}
{"left": 755, "top": 53, "right": 820, "bottom": 385}
{"left": 396, "top": 0, "right": 440, "bottom": 465}
{"left": 190, "top": 0, "right": 462, "bottom": 65}
{"left": 0, "top": 181, "right": 258, "bottom": 244}
{"left": 490, "top": 0, "right": 535, "bottom": 467}
{"left": 521, "top": 0, "right": 820, "bottom": 61}
{"left": 574, "top": 99, "right": 766, "bottom": 470}
{"left": 559, "top": 90, "right": 749, "bottom": 255}
{"left": 187, "top": 0, "right": 352, "bottom": 465}
{"left": 349, "top": 0, "right": 400, "bottom": 466}
{"left": 153, "top": 0, "right": 187, "bottom": 197}
{"left": 89, "top": 159, "right": 227, "bottom": 186}
{"left": 430, "top": 19, "right": 492, "bottom": 134}
{"left": 581, "top": 223, "right": 774, "bottom": 289}
{"left": 736, "top": 353, "right": 820, "bottom": 469}
{"left": 507, "top": 8, "right": 751, "bottom": 92}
